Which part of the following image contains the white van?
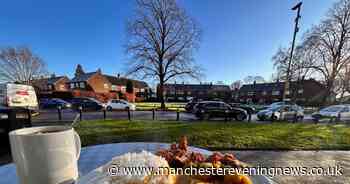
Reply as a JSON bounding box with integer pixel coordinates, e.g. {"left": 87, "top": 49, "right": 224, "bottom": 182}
{"left": 0, "top": 83, "right": 38, "bottom": 109}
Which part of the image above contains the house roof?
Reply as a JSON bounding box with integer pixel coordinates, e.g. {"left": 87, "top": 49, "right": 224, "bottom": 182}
{"left": 31, "top": 76, "right": 67, "bottom": 88}
{"left": 239, "top": 79, "right": 324, "bottom": 92}
{"left": 240, "top": 82, "right": 284, "bottom": 92}
{"left": 104, "top": 75, "right": 148, "bottom": 88}
{"left": 70, "top": 72, "right": 97, "bottom": 82}
{"left": 47, "top": 76, "right": 67, "bottom": 84}
{"left": 163, "top": 83, "right": 231, "bottom": 91}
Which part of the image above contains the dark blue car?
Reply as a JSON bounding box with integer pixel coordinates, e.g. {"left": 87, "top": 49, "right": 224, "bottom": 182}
{"left": 40, "top": 98, "right": 72, "bottom": 109}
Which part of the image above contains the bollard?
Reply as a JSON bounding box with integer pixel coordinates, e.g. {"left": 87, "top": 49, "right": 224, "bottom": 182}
{"left": 176, "top": 109, "right": 180, "bottom": 121}
{"left": 26, "top": 108, "right": 32, "bottom": 127}
{"left": 337, "top": 113, "right": 341, "bottom": 123}
{"left": 293, "top": 112, "right": 297, "bottom": 123}
{"left": 79, "top": 106, "right": 83, "bottom": 121}
{"left": 57, "top": 105, "right": 62, "bottom": 121}
{"left": 127, "top": 108, "right": 131, "bottom": 121}
{"left": 152, "top": 108, "right": 155, "bottom": 120}
{"left": 248, "top": 110, "right": 251, "bottom": 122}
{"left": 103, "top": 108, "right": 106, "bottom": 120}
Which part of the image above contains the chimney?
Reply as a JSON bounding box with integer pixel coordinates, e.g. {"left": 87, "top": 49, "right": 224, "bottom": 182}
{"left": 97, "top": 68, "right": 102, "bottom": 74}
{"left": 50, "top": 73, "right": 56, "bottom": 78}
{"left": 253, "top": 80, "right": 256, "bottom": 86}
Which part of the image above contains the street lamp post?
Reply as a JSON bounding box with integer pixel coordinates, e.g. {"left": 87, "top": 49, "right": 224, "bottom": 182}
{"left": 283, "top": 2, "right": 302, "bottom": 101}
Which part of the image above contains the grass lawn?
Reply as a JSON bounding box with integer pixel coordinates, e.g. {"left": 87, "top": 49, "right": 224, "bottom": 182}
{"left": 135, "top": 102, "right": 186, "bottom": 111}
{"left": 75, "top": 120, "right": 350, "bottom": 150}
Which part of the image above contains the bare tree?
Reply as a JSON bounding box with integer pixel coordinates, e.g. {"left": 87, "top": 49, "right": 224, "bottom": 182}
{"left": 243, "top": 75, "right": 265, "bottom": 84}
{"left": 335, "top": 64, "right": 350, "bottom": 99}
{"left": 306, "top": 0, "right": 350, "bottom": 104}
{"left": 125, "top": 0, "right": 202, "bottom": 108}
{"left": 231, "top": 80, "right": 242, "bottom": 90}
{"left": 0, "top": 47, "right": 47, "bottom": 84}
{"left": 272, "top": 44, "right": 314, "bottom": 82}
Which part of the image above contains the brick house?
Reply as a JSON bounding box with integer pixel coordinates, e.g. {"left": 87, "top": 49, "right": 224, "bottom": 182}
{"left": 68, "top": 67, "right": 149, "bottom": 102}
{"left": 159, "top": 83, "right": 232, "bottom": 102}
{"left": 31, "top": 75, "right": 70, "bottom": 98}
{"left": 68, "top": 70, "right": 115, "bottom": 102}
{"left": 237, "top": 79, "right": 328, "bottom": 105}
{"left": 104, "top": 75, "right": 149, "bottom": 102}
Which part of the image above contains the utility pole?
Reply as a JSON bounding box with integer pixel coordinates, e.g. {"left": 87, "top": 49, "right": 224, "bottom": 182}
{"left": 283, "top": 2, "right": 302, "bottom": 101}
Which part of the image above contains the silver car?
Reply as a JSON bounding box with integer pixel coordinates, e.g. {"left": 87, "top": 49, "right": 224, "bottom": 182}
{"left": 312, "top": 105, "right": 350, "bottom": 121}
{"left": 257, "top": 104, "right": 304, "bottom": 121}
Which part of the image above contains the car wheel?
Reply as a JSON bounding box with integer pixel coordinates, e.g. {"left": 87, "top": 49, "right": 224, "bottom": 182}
{"left": 107, "top": 106, "right": 112, "bottom": 111}
{"left": 235, "top": 113, "right": 246, "bottom": 121}
{"left": 297, "top": 116, "right": 304, "bottom": 122}
{"left": 271, "top": 115, "right": 278, "bottom": 121}
{"left": 125, "top": 107, "right": 130, "bottom": 110}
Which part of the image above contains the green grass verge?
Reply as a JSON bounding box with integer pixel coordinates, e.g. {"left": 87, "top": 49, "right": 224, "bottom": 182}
{"left": 135, "top": 102, "right": 186, "bottom": 112}
{"left": 75, "top": 120, "right": 350, "bottom": 150}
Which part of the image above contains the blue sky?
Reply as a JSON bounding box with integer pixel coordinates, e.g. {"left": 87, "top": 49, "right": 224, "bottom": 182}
{"left": 0, "top": 0, "right": 336, "bottom": 86}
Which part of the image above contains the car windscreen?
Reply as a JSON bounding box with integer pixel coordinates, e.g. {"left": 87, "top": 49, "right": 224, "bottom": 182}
{"left": 321, "top": 106, "right": 344, "bottom": 112}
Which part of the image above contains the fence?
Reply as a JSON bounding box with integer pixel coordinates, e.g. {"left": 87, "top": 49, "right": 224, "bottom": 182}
{"left": 32, "top": 105, "right": 257, "bottom": 124}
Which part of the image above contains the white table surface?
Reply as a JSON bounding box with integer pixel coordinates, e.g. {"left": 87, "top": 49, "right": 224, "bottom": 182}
{"left": 0, "top": 142, "right": 275, "bottom": 184}
{"left": 0, "top": 142, "right": 211, "bottom": 184}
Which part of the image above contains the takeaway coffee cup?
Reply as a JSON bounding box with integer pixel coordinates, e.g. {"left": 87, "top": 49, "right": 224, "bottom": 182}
{"left": 9, "top": 126, "right": 81, "bottom": 184}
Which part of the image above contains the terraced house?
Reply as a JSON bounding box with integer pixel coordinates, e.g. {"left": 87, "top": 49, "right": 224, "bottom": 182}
{"left": 159, "top": 82, "right": 232, "bottom": 102}
{"left": 31, "top": 75, "right": 70, "bottom": 98}
{"left": 237, "top": 79, "right": 329, "bottom": 105}
{"left": 68, "top": 65, "right": 149, "bottom": 102}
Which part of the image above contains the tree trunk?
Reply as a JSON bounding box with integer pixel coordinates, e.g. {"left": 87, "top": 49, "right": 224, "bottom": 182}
{"left": 159, "top": 78, "right": 166, "bottom": 110}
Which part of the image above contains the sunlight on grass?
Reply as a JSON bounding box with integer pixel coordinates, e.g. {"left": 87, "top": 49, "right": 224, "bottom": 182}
{"left": 75, "top": 120, "right": 350, "bottom": 150}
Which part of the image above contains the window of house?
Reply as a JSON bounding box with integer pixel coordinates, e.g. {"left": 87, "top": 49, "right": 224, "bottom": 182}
{"left": 298, "top": 89, "right": 303, "bottom": 94}
{"left": 247, "top": 92, "right": 255, "bottom": 96}
{"left": 140, "top": 88, "right": 145, "bottom": 92}
{"left": 59, "top": 84, "right": 65, "bottom": 90}
{"left": 121, "top": 86, "right": 126, "bottom": 92}
{"left": 48, "top": 85, "right": 53, "bottom": 90}
{"left": 80, "top": 82, "right": 85, "bottom": 89}
{"left": 70, "top": 83, "right": 74, "bottom": 89}
{"left": 104, "top": 83, "right": 108, "bottom": 89}
{"left": 262, "top": 91, "right": 267, "bottom": 96}
{"left": 285, "top": 90, "right": 290, "bottom": 95}
{"left": 272, "top": 91, "right": 280, "bottom": 96}
{"left": 177, "top": 91, "right": 184, "bottom": 95}
{"left": 111, "top": 85, "right": 117, "bottom": 91}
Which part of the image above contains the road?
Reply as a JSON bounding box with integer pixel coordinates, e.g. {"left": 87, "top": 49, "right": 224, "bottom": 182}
{"left": 33, "top": 109, "right": 315, "bottom": 123}
{"left": 33, "top": 109, "right": 198, "bottom": 122}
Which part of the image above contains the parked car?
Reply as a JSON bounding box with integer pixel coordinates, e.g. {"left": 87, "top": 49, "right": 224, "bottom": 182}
{"left": 194, "top": 101, "right": 247, "bottom": 121}
{"left": 105, "top": 99, "right": 136, "bottom": 111}
{"left": 229, "top": 103, "right": 256, "bottom": 114}
{"left": 257, "top": 104, "right": 304, "bottom": 121}
{"left": 185, "top": 98, "right": 202, "bottom": 112}
{"left": 312, "top": 105, "right": 350, "bottom": 121}
{"left": 0, "top": 83, "right": 38, "bottom": 134}
{"left": 0, "top": 83, "right": 38, "bottom": 109}
{"left": 40, "top": 98, "right": 72, "bottom": 109}
{"left": 68, "top": 97, "right": 103, "bottom": 111}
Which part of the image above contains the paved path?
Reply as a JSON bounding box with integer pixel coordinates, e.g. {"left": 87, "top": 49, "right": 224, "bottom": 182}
{"left": 224, "top": 151, "right": 350, "bottom": 184}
